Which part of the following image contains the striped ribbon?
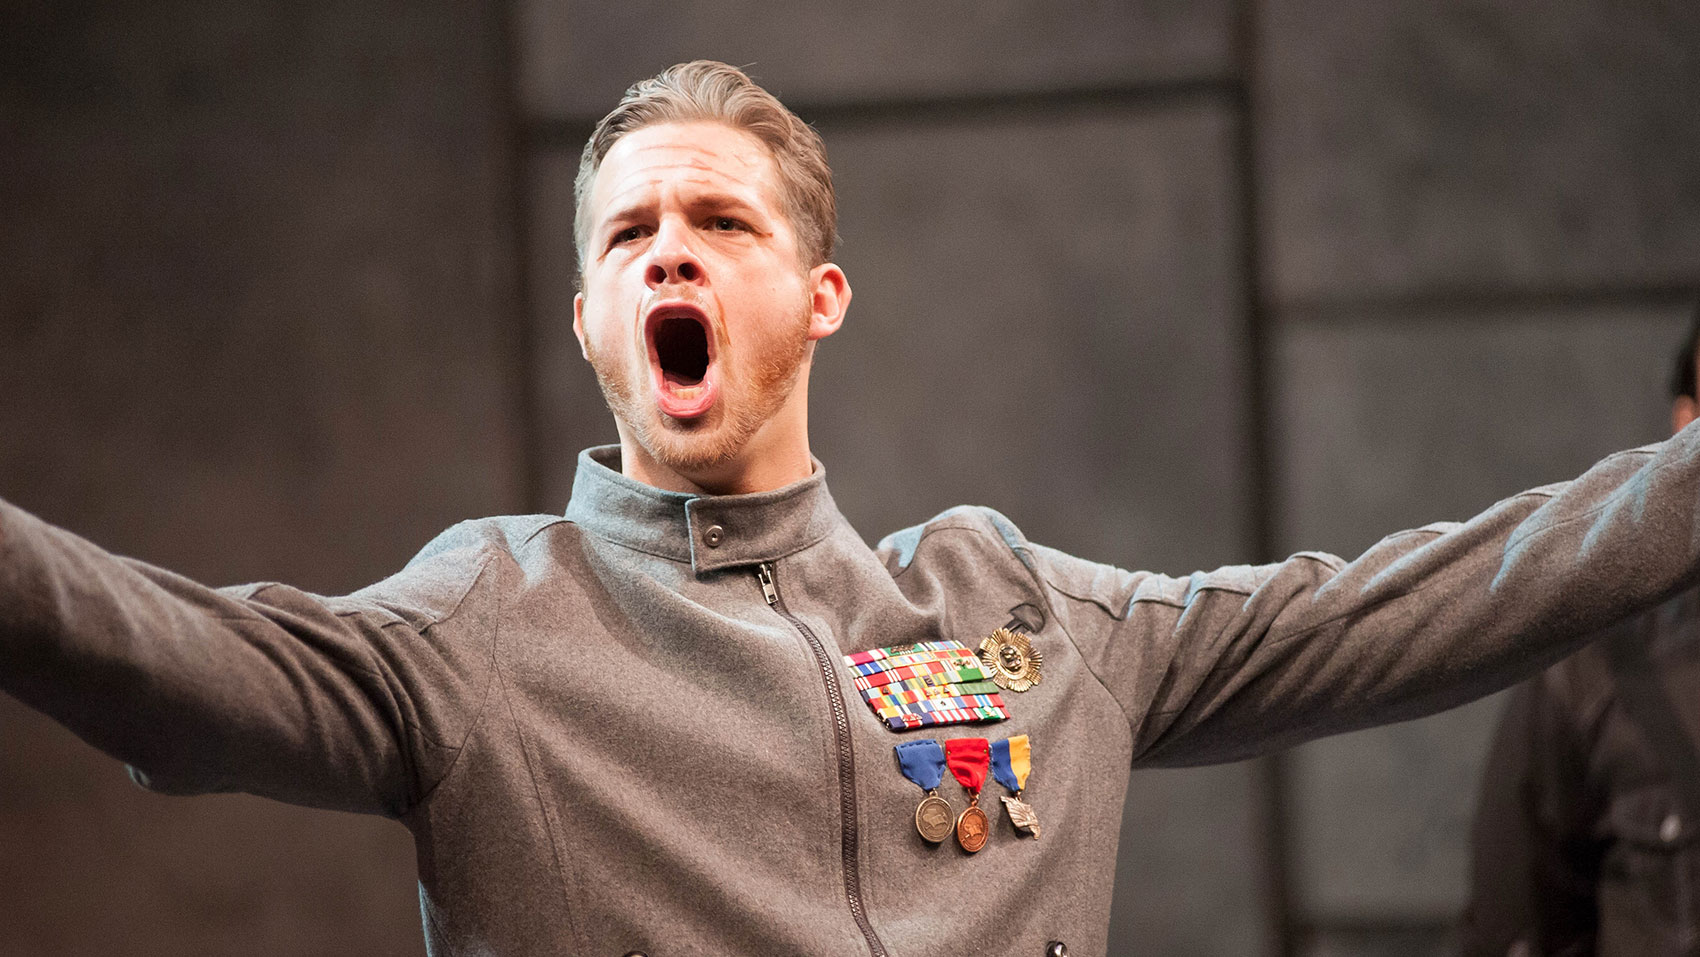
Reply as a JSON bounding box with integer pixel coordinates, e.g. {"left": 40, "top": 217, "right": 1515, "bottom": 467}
{"left": 844, "top": 639, "right": 1010, "bottom": 731}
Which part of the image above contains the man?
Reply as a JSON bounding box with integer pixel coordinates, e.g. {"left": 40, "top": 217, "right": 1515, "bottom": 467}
{"left": 3, "top": 60, "right": 1700, "bottom": 956}
{"left": 1463, "top": 311, "right": 1700, "bottom": 957}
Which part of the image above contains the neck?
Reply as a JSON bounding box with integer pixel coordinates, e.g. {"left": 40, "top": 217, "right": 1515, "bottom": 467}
{"left": 618, "top": 434, "right": 814, "bottom": 496}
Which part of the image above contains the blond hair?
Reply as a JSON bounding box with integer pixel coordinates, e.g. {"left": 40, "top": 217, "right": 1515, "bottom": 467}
{"left": 574, "top": 61, "right": 837, "bottom": 271}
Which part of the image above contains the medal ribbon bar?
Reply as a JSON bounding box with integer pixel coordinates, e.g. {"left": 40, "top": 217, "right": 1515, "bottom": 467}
{"left": 843, "top": 640, "right": 1011, "bottom": 731}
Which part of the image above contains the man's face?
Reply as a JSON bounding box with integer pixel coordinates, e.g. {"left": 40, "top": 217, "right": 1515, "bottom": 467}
{"left": 574, "top": 121, "right": 844, "bottom": 486}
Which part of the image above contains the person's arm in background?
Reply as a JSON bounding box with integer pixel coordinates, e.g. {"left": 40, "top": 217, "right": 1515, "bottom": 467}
{"left": 1461, "top": 670, "right": 1601, "bottom": 957}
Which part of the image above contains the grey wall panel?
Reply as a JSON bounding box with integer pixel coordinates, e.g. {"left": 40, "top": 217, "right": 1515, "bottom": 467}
{"left": 0, "top": 698, "right": 423, "bottom": 955}
{"left": 518, "top": 0, "right": 1233, "bottom": 119}
{"left": 1272, "top": 303, "right": 1692, "bottom": 923}
{"left": 1289, "top": 695, "right": 1506, "bottom": 919}
{"left": 3, "top": 1, "right": 523, "bottom": 591}
{"left": 1109, "top": 764, "right": 1263, "bottom": 956}
{"left": 1258, "top": 0, "right": 1700, "bottom": 304}
{"left": 814, "top": 105, "right": 1250, "bottom": 575}
{"left": 1, "top": 2, "right": 517, "bottom": 952}
{"left": 528, "top": 149, "right": 623, "bottom": 512}
{"left": 1276, "top": 306, "right": 1687, "bottom": 558}
{"left": 1305, "top": 929, "right": 1454, "bottom": 957}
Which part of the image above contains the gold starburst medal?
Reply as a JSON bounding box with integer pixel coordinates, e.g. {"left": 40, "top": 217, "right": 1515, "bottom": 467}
{"left": 978, "top": 627, "right": 1044, "bottom": 692}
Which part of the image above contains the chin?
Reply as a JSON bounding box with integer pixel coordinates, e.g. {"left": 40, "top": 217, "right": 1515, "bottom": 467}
{"left": 643, "top": 430, "right": 742, "bottom": 474}
{"left": 633, "top": 407, "right": 752, "bottom": 475}
{"left": 589, "top": 334, "right": 806, "bottom": 484}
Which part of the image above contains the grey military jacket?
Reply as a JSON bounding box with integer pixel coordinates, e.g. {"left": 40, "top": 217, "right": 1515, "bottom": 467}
{"left": 4, "top": 438, "right": 1700, "bottom": 956}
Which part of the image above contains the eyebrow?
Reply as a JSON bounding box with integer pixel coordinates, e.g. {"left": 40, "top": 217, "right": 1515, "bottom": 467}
{"left": 599, "top": 191, "right": 769, "bottom": 233}
{"left": 684, "top": 192, "right": 764, "bottom": 217}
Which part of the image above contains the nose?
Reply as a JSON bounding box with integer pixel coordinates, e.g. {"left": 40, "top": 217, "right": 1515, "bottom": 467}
{"left": 644, "top": 218, "right": 706, "bottom": 287}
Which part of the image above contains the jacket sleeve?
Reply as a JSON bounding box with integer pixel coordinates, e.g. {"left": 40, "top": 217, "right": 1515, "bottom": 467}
{"left": 0, "top": 499, "right": 504, "bottom": 817}
{"left": 1023, "top": 422, "right": 1700, "bottom": 767}
{"left": 1459, "top": 673, "right": 1600, "bottom": 957}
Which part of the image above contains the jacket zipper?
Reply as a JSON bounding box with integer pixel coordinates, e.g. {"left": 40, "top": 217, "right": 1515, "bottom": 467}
{"left": 757, "top": 562, "right": 890, "bottom": 957}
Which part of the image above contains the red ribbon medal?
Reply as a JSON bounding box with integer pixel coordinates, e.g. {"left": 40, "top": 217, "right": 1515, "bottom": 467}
{"left": 943, "top": 737, "right": 991, "bottom": 852}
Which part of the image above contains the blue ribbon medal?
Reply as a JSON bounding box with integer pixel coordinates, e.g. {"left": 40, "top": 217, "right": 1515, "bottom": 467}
{"left": 991, "top": 734, "right": 1040, "bottom": 839}
{"left": 894, "top": 739, "right": 955, "bottom": 844}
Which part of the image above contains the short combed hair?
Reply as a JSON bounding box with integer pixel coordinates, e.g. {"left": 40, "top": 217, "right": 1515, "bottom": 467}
{"left": 574, "top": 60, "right": 837, "bottom": 272}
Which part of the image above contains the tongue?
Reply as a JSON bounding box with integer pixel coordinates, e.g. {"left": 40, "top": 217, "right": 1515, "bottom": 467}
{"left": 656, "top": 371, "right": 716, "bottom": 419}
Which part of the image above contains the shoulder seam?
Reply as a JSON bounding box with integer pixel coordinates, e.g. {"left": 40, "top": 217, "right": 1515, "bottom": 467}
{"left": 518, "top": 516, "right": 573, "bottom": 550}
{"left": 964, "top": 511, "right": 1135, "bottom": 732}
{"left": 886, "top": 520, "right": 990, "bottom": 580}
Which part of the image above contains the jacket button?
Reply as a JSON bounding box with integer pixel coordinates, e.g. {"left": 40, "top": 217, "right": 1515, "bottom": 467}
{"left": 1045, "top": 943, "right": 1068, "bottom": 957}
{"left": 702, "top": 524, "right": 725, "bottom": 548}
{"left": 1663, "top": 812, "right": 1683, "bottom": 843}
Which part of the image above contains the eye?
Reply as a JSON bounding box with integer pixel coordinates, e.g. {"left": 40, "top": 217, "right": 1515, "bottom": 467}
{"left": 710, "top": 217, "right": 747, "bottom": 232}
{"left": 609, "top": 225, "right": 648, "bottom": 247}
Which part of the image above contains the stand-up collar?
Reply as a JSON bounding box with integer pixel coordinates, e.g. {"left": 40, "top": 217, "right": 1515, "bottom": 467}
{"left": 563, "top": 446, "right": 845, "bottom": 575}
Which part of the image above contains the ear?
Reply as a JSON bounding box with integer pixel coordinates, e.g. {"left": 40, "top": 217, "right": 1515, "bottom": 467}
{"left": 573, "top": 292, "right": 591, "bottom": 361}
{"left": 1674, "top": 396, "right": 1697, "bottom": 434}
{"left": 805, "top": 263, "right": 851, "bottom": 342}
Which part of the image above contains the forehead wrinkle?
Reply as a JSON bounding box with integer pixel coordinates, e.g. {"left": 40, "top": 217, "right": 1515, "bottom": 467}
{"left": 609, "top": 162, "right": 760, "bottom": 201}
{"left": 598, "top": 166, "right": 776, "bottom": 230}
{"left": 599, "top": 171, "right": 763, "bottom": 223}
{"left": 612, "top": 139, "right": 764, "bottom": 183}
{"left": 600, "top": 123, "right": 772, "bottom": 186}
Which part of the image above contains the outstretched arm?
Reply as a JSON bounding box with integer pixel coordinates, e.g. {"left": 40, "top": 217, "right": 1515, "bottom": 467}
{"left": 0, "top": 499, "right": 502, "bottom": 817}
{"left": 1026, "top": 423, "right": 1700, "bottom": 766}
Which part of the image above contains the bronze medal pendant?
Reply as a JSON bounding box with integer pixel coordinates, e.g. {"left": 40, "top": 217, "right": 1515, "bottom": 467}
{"left": 956, "top": 798, "right": 990, "bottom": 853}
{"left": 978, "top": 628, "right": 1044, "bottom": 692}
{"left": 991, "top": 734, "right": 1040, "bottom": 840}
{"left": 1000, "top": 794, "right": 1042, "bottom": 839}
{"left": 915, "top": 790, "right": 955, "bottom": 844}
{"left": 895, "top": 740, "right": 956, "bottom": 846}
{"left": 943, "top": 737, "right": 994, "bottom": 852}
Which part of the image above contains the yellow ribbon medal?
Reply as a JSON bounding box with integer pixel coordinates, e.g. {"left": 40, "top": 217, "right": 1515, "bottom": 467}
{"left": 991, "top": 734, "right": 1040, "bottom": 838}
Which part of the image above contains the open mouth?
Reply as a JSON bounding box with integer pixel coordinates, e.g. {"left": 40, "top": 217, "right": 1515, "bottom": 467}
{"left": 645, "top": 305, "right": 717, "bottom": 419}
{"left": 655, "top": 316, "right": 709, "bottom": 387}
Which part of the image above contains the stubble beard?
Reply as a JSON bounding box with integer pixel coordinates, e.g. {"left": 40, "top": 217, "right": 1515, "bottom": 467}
{"left": 587, "top": 303, "right": 813, "bottom": 476}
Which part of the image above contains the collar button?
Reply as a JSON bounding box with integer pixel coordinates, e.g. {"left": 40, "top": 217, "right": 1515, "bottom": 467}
{"left": 702, "top": 524, "right": 725, "bottom": 548}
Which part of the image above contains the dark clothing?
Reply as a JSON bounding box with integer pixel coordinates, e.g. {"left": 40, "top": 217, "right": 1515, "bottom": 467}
{"left": 7, "top": 433, "right": 1700, "bottom": 956}
{"left": 1464, "top": 588, "right": 1700, "bottom": 957}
